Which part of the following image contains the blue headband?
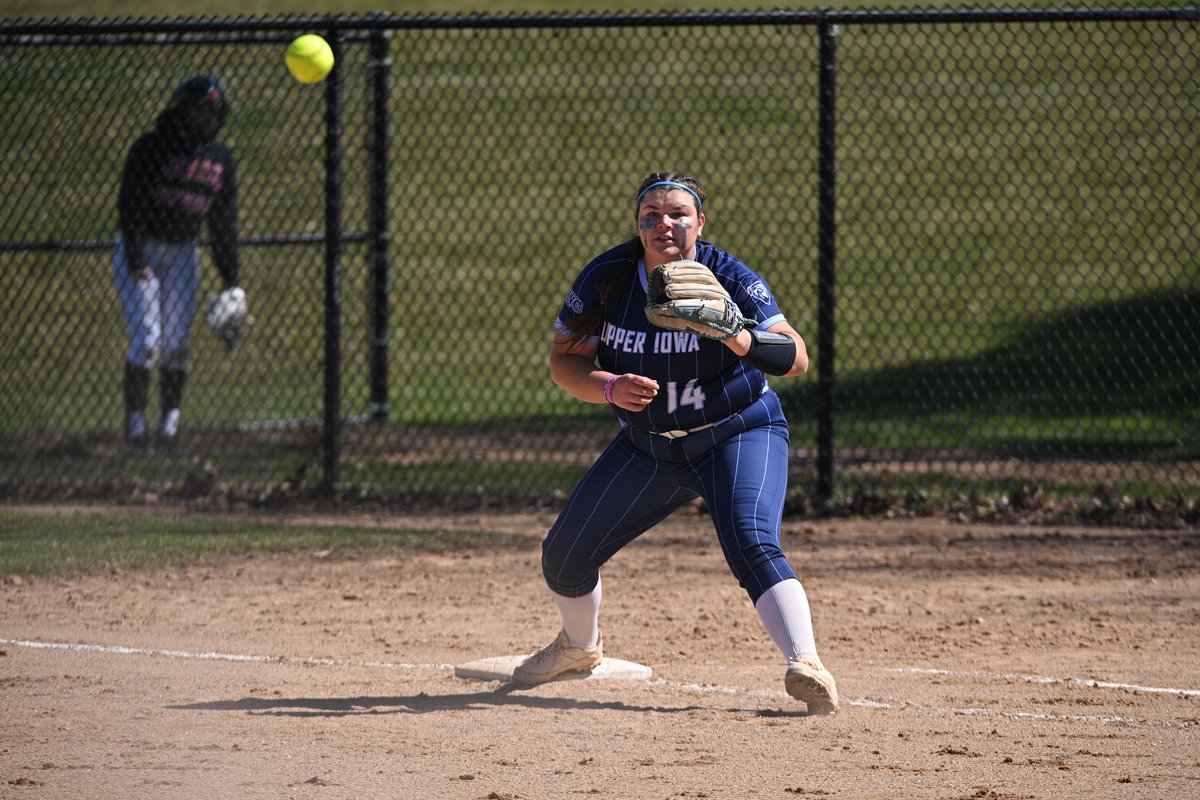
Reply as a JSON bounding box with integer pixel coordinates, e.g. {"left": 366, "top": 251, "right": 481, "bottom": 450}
{"left": 637, "top": 181, "right": 702, "bottom": 213}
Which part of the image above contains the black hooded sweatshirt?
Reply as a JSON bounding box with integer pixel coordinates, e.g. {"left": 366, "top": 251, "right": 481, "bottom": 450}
{"left": 117, "top": 107, "right": 239, "bottom": 288}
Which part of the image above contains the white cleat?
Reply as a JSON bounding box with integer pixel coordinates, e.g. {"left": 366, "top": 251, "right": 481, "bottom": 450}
{"left": 785, "top": 657, "right": 839, "bottom": 715}
{"left": 510, "top": 629, "right": 603, "bottom": 687}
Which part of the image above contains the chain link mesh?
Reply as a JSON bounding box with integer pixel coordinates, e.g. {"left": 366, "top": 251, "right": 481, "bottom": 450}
{"left": 0, "top": 6, "right": 1195, "bottom": 522}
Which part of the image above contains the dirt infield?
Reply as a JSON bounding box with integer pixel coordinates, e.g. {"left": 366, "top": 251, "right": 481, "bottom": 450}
{"left": 2, "top": 509, "right": 1197, "bottom": 799}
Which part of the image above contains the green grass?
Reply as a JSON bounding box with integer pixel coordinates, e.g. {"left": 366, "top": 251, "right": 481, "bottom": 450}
{"left": 781, "top": 288, "right": 1200, "bottom": 454}
{"left": 0, "top": 508, "right": 528, "bottom": 576}
{"left": 0, "top": 3, "right": 1195, "bottom": 504}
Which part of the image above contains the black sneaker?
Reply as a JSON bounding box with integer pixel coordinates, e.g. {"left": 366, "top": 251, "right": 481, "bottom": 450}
{"left": 123, "top": 435, "right": 151, "bottom": 457}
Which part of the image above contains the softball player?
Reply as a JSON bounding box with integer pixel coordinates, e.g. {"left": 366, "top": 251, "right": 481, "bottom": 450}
{"left": 113, "top": 75, "right": 240, "bottom": 453}
{"left": 512, "top": 172, "right": 838, "bottom": 713}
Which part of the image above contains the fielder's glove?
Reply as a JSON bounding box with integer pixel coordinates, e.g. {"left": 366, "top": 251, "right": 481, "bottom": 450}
{"left": 205, "top": 287, "right": 254, "bottom": 351}
{"left": 645, "top": 260, "right": 745, "bottom": 340}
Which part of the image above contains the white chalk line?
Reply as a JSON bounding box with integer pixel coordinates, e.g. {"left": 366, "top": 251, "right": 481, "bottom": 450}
{"left": 887, "top": 666, "right": 1200, "bottom": 698}
{"left": 3, "top": 637, "right": 1193, "bottom": 729}
{"left": 0, "top": 638, "right": 453, "bottom": 672}
{"left": 653, "top": 682, "right": 1192, "bottom": 728}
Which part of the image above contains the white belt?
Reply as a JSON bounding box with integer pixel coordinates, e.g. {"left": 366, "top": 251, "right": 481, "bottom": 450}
{"left": 652, "top": 421, "right": 718, "bottom": 440}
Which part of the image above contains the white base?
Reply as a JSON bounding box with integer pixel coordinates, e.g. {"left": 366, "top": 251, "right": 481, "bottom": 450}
{"left": 454, "top": 654, "right": 652, "bottom": 683}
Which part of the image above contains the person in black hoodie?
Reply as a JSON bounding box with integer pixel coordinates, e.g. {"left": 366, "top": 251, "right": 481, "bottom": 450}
{"left": 112, "top": 75, "right": 240, "bottom": 453}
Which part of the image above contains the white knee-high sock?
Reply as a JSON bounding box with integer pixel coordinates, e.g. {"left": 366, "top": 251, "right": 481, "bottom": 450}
{"left": 754, "top": 578, "right": 819, "bottom": 662}
{"left": 553, "top": 575, "right": 602, "bottom": 649}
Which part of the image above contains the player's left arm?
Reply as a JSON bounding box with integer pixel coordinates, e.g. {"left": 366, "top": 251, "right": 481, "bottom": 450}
{"left": 717, "top": 265, "right": 808, "bottom": 377}
{"left": 722, "top": 320, "right": 809, "bottom": 377}
{"left": 208, "top": 150, "right": 240, "bottom": 289}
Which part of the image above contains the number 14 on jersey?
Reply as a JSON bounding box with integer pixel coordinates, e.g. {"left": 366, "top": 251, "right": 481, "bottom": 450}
{"left": 665, "top": 380, "right": 706, "bottom": 414}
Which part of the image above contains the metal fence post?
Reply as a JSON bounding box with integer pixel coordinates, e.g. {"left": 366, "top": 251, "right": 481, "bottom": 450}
{"left": 816, "top": 19, "right": 838, "bottom": 507}
{"left": 368, "top": 28, "right": 392, "bottom": 423}
{"left": 322, "top": 25, "right": 345, "bottom": 492}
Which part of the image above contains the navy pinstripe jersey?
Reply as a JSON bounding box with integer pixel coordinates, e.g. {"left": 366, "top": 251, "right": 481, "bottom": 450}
{"left": 556, "top": 239, "right": 787, "bottom": 433}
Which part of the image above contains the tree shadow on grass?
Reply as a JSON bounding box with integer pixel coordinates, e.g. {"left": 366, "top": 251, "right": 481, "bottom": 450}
{"left": 779, "top": 288, "right": 1200, "bottom": 459}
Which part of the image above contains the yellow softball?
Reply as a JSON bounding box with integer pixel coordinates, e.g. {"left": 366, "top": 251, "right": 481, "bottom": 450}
{"left": 285, "top": 34, "right": 334, "bottom": 84}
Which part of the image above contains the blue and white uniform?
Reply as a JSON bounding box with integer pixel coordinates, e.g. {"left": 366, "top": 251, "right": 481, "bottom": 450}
{"left": 542, "top": 239, "right": 799, "bottom": 604}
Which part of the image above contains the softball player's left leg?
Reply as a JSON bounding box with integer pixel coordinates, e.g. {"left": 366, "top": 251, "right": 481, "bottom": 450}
{"left": 696, "top": 422, "right": 839, "bottom": 713}
{"left": 154, "top": 241, "right": 200, "bottom": 445}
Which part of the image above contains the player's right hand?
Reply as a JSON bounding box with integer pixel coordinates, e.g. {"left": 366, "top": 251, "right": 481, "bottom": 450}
{"left": 611, "top": 374, "right": 659, "bottom": 412}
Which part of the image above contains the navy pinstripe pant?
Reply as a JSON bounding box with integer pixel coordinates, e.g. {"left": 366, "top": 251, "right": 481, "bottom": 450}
{"left": 541, "top": 390, "right": 797, "bottom": 604}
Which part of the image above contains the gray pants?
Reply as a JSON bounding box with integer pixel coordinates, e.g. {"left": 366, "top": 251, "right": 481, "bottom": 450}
{"left": 112, "top": 233, "right": 200, "bottom": 371}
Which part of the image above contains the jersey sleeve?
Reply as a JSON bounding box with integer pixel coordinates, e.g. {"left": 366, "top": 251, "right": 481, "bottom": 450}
{"left": 731, "top": 270, "right": 786, "bottom": 329}
{"left": 703, "top": 245, "right": 787, "bottom": 329}
{"left": 554, "top": 262, "right": 605, "bottom": 341}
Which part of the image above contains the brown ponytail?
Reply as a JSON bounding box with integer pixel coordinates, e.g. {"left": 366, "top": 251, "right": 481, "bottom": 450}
{"left": 559, "top": 238, "right": 641, "bottom": 344}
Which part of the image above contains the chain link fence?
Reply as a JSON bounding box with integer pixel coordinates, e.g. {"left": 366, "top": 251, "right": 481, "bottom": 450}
{"left": 0, "top": 5, "right": 1196, "bottom": 525}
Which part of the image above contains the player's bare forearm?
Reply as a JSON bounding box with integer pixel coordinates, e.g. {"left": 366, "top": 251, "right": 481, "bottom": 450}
{"left": 549, "top": 334, "right": 606, "bottom": 403}
{"left": 549, "top": 349, "right": 605, "bottom": 402}
{"left": 549, "top": 336, "right": 658, "bottom": 410}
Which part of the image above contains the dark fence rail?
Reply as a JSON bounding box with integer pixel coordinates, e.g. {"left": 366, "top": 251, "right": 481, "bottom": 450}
{"left": 1, "top": 4, "right": 1196, "bottom": 526}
